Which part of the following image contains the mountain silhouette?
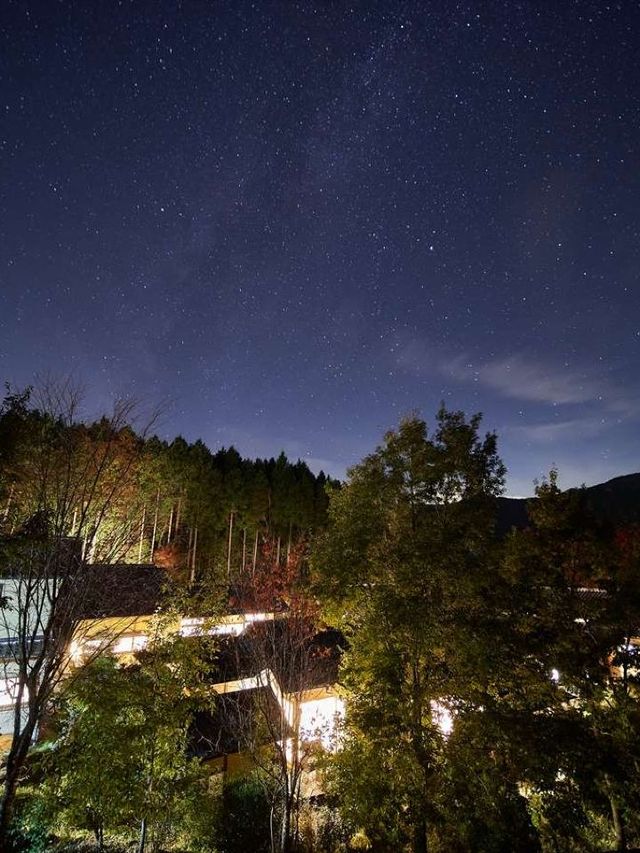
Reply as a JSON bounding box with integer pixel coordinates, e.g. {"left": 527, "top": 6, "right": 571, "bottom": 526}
{"left": 496, "top": 473, "right": 640, "bottom": 535}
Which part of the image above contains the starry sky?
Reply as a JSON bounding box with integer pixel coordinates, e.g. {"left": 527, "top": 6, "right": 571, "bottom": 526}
{"left": 1, "top": 1, "right": 638, "bottom": 495}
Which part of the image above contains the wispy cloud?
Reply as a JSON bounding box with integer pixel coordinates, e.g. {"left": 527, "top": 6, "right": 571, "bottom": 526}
{"left": 510, "top": 417, "right": 609, "bottom": 443}
{"left": 448, "top": 354, "right": 604, "bottom": 406}
{"left": 397, "top": 339, "right": 637, "bottom": 417}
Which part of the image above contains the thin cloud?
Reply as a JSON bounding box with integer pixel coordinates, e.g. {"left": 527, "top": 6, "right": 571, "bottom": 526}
{"left": 396, "top": 341, "right": 639, "bottom": 427}
{"left": 397, "top": 342, "right": 601, "bottom": 405}
{"left": 510, "top": 417, "right": 609, "bottom": 443}
{"left": 449, "top": 354, "right": 603, "bottom": 406}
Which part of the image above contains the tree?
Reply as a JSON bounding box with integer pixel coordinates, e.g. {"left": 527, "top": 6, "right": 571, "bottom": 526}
{"left": 40, "top": 656, "right": 138, "bottom": 849}
{"left": 503, "top": 475, "right": 640, "bottom": 851}
{"left": 41, "top": 634, "right": 212, "bottom": 853}
{"left": 312, "top": 409, "right": 519, "bottom": 852}
{"left": 221, "top": 537, "right": 333, "bottom": 853}
{"left": 0, "top": 381, "right": 155, "bottom": 840}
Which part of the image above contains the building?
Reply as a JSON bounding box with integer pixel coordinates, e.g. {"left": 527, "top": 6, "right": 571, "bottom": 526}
{"left": 1, "top": 562, "right": 345, "bottom": 766}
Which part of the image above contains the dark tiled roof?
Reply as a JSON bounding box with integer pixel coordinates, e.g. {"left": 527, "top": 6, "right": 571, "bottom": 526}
{"left": 201, "top": 622, "right": 344, "bottom": 693}
{"left": 76, "top": 563, "right": 168, "bottom": 619}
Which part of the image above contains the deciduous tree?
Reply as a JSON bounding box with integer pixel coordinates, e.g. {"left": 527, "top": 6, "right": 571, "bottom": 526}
{"left": 0, "top": 381, "right": 154, "bottom": 840}
{"left": 312, "top": 409, "right": 518, "bottom": 852}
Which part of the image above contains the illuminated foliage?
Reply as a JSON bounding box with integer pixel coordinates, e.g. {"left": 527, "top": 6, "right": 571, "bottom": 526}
{"left": 41, "top": 639, "right": 212, "bottom": 853}
{"left": 313, "top": 409, "right": 523, "bottom": 852}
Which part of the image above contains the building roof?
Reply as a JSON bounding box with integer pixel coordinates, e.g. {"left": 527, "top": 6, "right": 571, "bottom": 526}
{"left": 76, "top": 563, "right": 168, "bottom": 619}
{"left": 201, "top": 622, "right": 344, "bottom": 693}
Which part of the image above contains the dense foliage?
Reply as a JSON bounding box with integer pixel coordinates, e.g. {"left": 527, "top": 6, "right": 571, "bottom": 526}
{"left": 2, "top": 386, "right": 640, "bottom": 852}
{"left": 313, "top": 418, "right": 640, "bottom": 853}
{"left": 0, "top": 384, "right": 336, "bottom": 581}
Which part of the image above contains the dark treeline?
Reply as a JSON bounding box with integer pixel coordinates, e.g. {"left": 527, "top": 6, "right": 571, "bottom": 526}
{"left": 0, "top": 385, "right": 337, "bottom": 581}
{"left": 137, "top": 438, "right": 336, "bottom": 579}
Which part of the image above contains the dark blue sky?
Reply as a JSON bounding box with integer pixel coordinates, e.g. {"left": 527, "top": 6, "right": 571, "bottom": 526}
{"left": 1, "top": 1, "right": 638, "bottom": 495}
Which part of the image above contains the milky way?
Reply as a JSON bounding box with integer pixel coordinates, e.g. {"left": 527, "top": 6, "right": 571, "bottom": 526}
{"left": 1, "top": 1, "right": 638, "bottom": 494}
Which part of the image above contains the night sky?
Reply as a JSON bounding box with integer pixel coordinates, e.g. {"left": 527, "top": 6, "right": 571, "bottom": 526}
{"left": 1, "top": 1, "right": 638, "bottom": 495}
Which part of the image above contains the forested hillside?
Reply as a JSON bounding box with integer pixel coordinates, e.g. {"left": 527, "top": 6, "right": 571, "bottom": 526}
{"left": 496, "top": 472, "right": 640, "bottom": 536}
{"left": 0, "top": 387, "right": 337, "bottom": 580}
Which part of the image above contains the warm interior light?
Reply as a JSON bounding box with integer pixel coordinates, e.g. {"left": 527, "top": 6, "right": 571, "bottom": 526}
{"left": 299, "top": 694, "right": 345, "bottom": 748}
